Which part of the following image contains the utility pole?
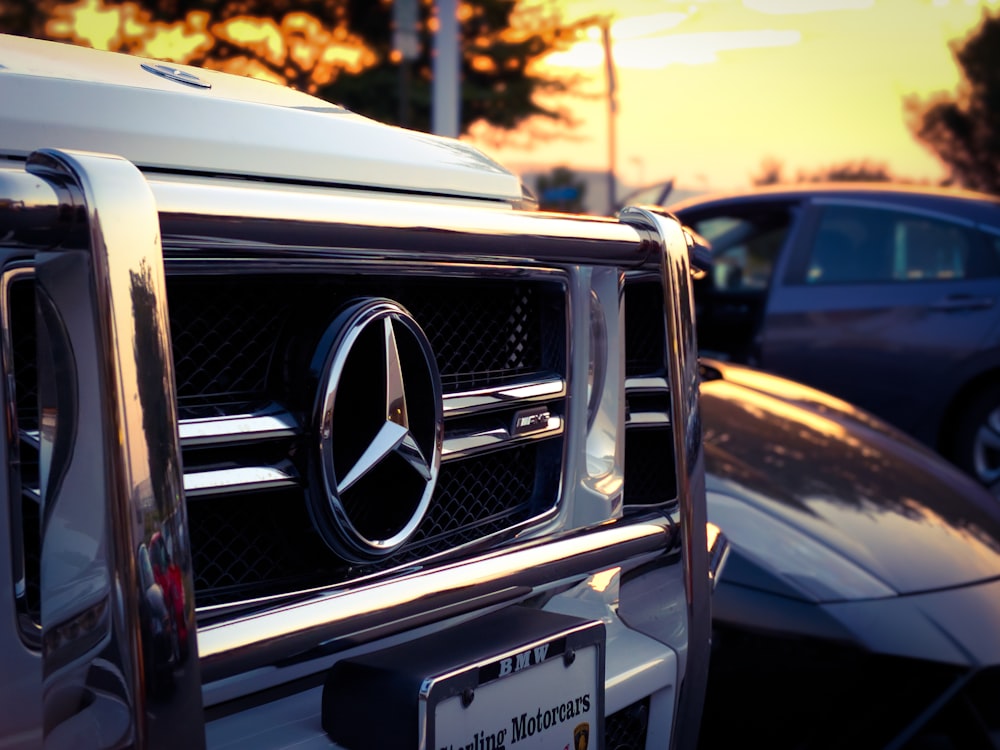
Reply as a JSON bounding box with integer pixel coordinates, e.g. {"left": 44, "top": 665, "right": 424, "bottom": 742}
{"left": 432, "top": 0, "right": 460, "bottom": 137}
{"left": 393, "top": 0, "right": 419, "bottom": 128}
{"left": 601, "top": 21, "right": 617, "bottom": 215}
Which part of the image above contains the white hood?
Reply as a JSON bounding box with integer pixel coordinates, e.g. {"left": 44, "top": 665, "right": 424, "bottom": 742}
{"left": 0, "top": 34, "right": 523, "bottom": 203}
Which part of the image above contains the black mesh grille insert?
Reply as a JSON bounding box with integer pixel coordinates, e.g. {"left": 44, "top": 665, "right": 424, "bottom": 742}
{"left": 624, "top": 427, "right": 677, "bottom": 506}
{"left": 190, "top": 446, "right": 551, "bottom": 607}
{"left": 167, "top": 275, "right": 565, "bottom": 400}
{"left": 188, "top": 489, "right": 333, "bottom": 605}
{"left": 170, "top": 284, "right": 290, "bottom": 399}
{"left": 624, "top": 279, "right": 666, "bottom": 378}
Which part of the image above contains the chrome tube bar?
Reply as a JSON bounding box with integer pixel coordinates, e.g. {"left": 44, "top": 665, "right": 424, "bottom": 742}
{"left": 0, "top": 165, "right": 658, "bottom": 268}
{"left": 0, "top": 168, "right": 68, "bottom": 248}
{"left": 620, "top": 205, "right": 710, "bottom": 750}
{"left": 27, "top": 150, "right": 204, "bottom": 749}
{"left": 197, "top": 512, "right": 675, "bottom": 684}
{"left": 148, "top": 178, "right": 653, "bottom": 267}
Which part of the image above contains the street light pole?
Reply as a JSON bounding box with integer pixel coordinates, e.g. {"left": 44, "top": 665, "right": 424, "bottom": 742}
{"left": 432, "top": 0, "right": 460, "bottom": 137}
{"left": 393, "top": 0, "right": 419, "bottom": 128}
{"left": 601, "top": 21, "right": 617, "bottom": 215}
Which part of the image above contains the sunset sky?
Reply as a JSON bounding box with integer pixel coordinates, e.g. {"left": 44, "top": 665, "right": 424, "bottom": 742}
{"left": 465, "top": 0, "right": 1000, "bottom": 193}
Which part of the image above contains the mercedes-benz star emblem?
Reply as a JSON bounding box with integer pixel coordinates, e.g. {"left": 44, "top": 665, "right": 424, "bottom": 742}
{"left": 309, "top": 298, "right": 442, "bottom": 561}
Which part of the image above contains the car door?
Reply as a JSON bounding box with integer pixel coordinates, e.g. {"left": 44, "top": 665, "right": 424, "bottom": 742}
{"left": 760, "top": 198, "right": 1000, "bottom": 437}
{"left": 682, "top": 201, "right": 800, "bottom": 364}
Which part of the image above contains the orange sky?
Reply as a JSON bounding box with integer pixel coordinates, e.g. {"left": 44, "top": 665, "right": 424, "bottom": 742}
{"left": 464, "top": 0, "right": 1000, "bottom": 193}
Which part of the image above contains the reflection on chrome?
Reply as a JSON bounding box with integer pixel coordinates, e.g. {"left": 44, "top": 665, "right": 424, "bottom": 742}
{"left": 178, "top": 404, "right": 299, "bottom": 446}
{"left": 148, "top": 177, "right": 649, "bottom": 267}
{"left": 706, "top": 521, "right": 729, "bottom": 590}
{"left": 183, "top": 467, "right": 298, "bottom": 497}
{"left": 442, "top": 415, "right": 563, "bottom": 459}
{"left": 442, "top": 376, "right": 565, "bottom": 415}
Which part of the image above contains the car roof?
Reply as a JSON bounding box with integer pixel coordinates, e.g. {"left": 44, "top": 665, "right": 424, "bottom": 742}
{"left": 668, "top": 182, "right": 1000, "bottom": 227}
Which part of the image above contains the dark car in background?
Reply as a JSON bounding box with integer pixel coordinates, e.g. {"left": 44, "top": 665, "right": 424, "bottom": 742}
{"left": 669, "top": 184, "right": 1000, "bottom": 495}
{"left": 698, "top": 358, "right": 1000, "bottom": 749}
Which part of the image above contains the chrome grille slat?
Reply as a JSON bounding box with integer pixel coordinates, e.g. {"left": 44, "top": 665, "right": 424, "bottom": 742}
{"left": 625, "top": 377, "right": 672, "bottom": 428}
{"left": 175, "top": 375, "right": 567, "bottom": 491}
{"left": 183, "top": 467, "right": 299, "bottom": 498}
{"left": 178, "top": 404, "right": 299, "bottom": 446}
{"left": 442, "top": 415, "right": 563, "bottom": 460}
{"left": 442, "top": 376, "right": 565, "bottom": 416}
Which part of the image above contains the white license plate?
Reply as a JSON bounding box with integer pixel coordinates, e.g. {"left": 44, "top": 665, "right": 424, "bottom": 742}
{"left": 430, "top": 625, "right": 604, "bottom": 750}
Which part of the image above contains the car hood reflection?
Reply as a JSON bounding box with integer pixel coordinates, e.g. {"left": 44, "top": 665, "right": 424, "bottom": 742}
{"left": 701, "top": 359, "right": 1000, "bottom": 598}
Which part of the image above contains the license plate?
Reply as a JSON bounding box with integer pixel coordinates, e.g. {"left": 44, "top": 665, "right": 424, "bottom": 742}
{"left": 321, "top": 608, "right": 604, "bottom": 750}
{"left": 427, "top": 620, "right": 604, "bottom": 750}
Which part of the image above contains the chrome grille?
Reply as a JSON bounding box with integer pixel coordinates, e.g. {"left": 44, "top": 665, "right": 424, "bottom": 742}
{"left": 7, "top": 267, "right": 568, "bottom": 613}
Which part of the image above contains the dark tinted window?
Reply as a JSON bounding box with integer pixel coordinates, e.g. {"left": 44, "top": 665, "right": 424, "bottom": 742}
{"left": 806, "top": 205, "right": 995, "bottom": 284}
{"left": 689, "top": 209, "right": 791, "bottom": 293}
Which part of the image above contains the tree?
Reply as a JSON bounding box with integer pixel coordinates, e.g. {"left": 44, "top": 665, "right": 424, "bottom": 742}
{"left": 1, "top": 0, "right": 595, "bottom": 135}
{"left": 749, "top": 156, "right": 894, "bottom": 186}
{"left": 905, "top": 10, "right": 1000, "bottom": 195}
{"left": 798, "top": 159, "right": 893, "bottom": 183}
{"left": 750, "top": 156, "right": 784, "bottom": 186}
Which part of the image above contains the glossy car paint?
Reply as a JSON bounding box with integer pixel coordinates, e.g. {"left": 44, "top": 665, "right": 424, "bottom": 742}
{"left": 702, "top": 362, "right": 1000, "bottom": 595}
{"left": 699, "top": 358, "right": 1000, "bottom": 748}
{"left": 0, "top": 34, "right": 523, "bottom": 204}
{"left": 670, "top": 184, "right": 1000, "bottom": 493}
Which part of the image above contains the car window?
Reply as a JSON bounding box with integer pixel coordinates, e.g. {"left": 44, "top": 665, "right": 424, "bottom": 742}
{"left": 690, "top": 213, "right": 788, "bottom": 293}
{"left": 806, "top": 205, "right": 991, "bottom": 284}
{"left": 989, "top": 234, "right": 1000, "bottom": 273}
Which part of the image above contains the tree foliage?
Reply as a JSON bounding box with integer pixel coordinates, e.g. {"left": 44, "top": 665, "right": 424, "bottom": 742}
{"left": 0, "top": 0, "right": 594, "bottom": 135}
{"left": 906, "top": 10, "right": 1000, "bottom": 195}
{"left": 751, "top": 156, "right": 893, "bottom": 186}
{"left": 749, "top": 156, "right": 784, "bottom": 186}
